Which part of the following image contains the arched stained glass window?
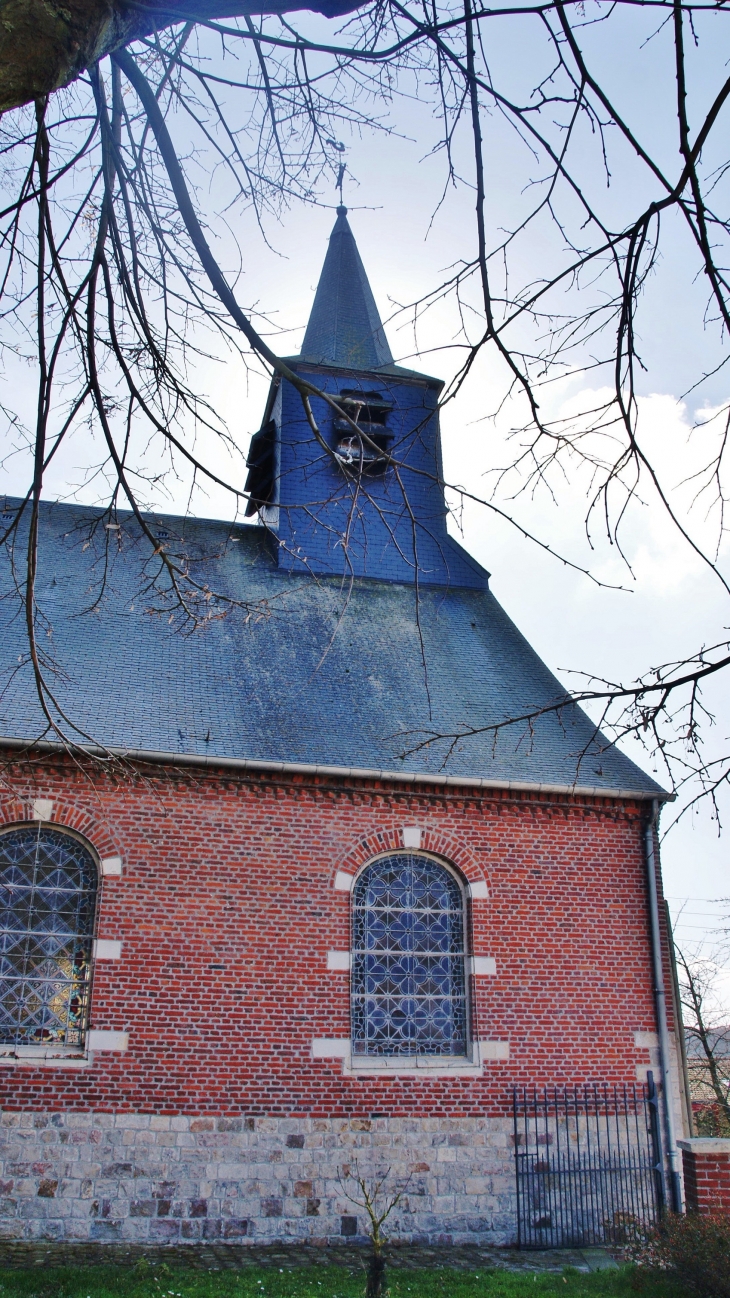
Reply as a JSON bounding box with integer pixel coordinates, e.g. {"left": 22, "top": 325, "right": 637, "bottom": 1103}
{"left": 0, "top": 826, "right": 98, "bottom": 1049}
{"left": 351, "top": 853, "right": 467, "bottom": 1057}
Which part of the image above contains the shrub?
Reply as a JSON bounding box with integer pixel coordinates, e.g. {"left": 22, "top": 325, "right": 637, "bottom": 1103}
{"left": 693, "top": 1103, "right": 730, "bottom": 1138}
{"left": 628, "top": 1210, "right": 730, "bottom": 1298}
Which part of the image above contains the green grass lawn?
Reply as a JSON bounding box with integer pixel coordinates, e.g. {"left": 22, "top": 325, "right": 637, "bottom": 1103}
{"left": 0, "top": 1262, "right": 682, "bottom": 1298}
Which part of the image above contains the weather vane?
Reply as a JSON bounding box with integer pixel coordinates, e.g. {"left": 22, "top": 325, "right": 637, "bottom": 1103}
{"left": 326, "top": 138, "right": 347, "bottom": 208}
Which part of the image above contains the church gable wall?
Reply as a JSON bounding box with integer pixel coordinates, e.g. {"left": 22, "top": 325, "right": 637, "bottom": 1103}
{"left": 0, "top": 757, "right": 671, "bottom": 1243}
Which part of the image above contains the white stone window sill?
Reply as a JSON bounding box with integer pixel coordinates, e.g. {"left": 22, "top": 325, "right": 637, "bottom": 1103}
{"left": 0, "top": 1031, "right": 128, "bottom": 1066}
{"left": 312, "top": 1038, "right": 509, "bottom": 1076}
{"left": 346, "top": 1054, "right": 484, "bottom": 1078}
{"left": 0, "top": 1046, "right": 89, "bottom": 1069}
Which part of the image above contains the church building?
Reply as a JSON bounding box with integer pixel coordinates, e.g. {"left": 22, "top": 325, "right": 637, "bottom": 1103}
{"left": 0, "top": 209, "right": 688, "bottom": 1246}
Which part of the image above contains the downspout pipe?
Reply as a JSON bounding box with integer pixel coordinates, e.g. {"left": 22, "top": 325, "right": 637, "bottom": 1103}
{"left": 665, "top": 900, "right": 695, "bottom": 1138}
{"left": 645, "top": 797, "right": 682, "bottom": 1211}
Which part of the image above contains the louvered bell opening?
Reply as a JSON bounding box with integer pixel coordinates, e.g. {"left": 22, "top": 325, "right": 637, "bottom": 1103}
{"left": 244, "top": 419, "right": 277, "bottom": 516}
{"left": 333, "top": 391, "right": 393, "bottom": 476}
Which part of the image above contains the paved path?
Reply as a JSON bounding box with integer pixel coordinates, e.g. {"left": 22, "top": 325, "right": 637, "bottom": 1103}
{"left": 0, "top": 1242, "right": 620, "bottom": 1274}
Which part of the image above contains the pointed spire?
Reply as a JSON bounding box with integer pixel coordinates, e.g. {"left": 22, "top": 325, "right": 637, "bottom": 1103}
{"left": 300, "top": 208, "right": 393, "bottom": 370}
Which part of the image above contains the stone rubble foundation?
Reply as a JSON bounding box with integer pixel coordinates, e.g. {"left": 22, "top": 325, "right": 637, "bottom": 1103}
{"left": 0, "top": 1113, "right": 516, "bottom": 1245}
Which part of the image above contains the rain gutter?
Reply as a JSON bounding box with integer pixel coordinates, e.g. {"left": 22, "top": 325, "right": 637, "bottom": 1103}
{"left": 0, "top": 735, "right": 672, "bottom": 802}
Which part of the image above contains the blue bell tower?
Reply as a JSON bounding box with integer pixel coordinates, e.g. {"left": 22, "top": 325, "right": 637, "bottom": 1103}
{"left": 245, "top": 207, "right": 487, "bottom": 589}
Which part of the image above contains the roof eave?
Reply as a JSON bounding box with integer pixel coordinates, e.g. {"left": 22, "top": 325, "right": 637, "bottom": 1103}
{"left": 283, "top": 356, "right": 445, "bottom": 390}
{"left": 0, "top": 735, "right": 672, "bottom": 802}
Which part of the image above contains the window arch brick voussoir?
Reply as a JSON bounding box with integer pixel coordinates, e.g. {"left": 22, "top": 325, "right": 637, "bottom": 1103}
{"left": 332, "top": 825, "right": 489, "bottom": 895}
{"left": 0, "top": 796, "right": 119, "bottom": 864}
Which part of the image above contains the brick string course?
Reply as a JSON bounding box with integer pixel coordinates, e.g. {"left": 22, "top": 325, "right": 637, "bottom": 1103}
{"left": 0, "top": 756, "right": 673, "bottom": 1115}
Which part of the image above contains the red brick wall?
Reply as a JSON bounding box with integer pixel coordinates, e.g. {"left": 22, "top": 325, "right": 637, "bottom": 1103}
{"left": 0, "top": 756, "right": 668, "bottom": 1117}
{"left": 680, "top": 1141, "right": 730, "bottom": 1212}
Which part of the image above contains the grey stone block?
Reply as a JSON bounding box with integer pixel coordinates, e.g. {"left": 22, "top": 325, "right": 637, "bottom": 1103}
{"left": 149, "top": 1219, "right": 180, "bottom": 1242}
{"left": 261, "top": 1197, "right": 282, "bottom": 1217}
{"left": 222, "top": 1218, "right": 248, "bottom": 1237}
{"left": 129, "top": 1200, "right": 156, "bottom": 1217}
{"left": 90, "top": 1220, "right": 123, "bottom": 1240}
{"left": 0, "top": 1222, "right": 24, "bottom": 1239}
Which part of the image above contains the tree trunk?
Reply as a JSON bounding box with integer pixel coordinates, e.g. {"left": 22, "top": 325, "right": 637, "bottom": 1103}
{"left": 366, "top": 1249, "right": 387, "bottom": 1298}
{"left": 0, "top": 0, "right": 362, "bottom": 114}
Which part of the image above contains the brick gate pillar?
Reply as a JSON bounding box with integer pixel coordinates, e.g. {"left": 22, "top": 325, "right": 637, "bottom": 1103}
{"left": 677, "top": 1138, "right": 730, "bottom": 1213}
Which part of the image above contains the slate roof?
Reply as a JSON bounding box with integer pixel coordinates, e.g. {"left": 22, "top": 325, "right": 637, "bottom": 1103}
{"left": 0, "top": 498, "right": 664, "bottom": 797}
{"left": 300, "top": 207, "right": 395, "bottom": 370}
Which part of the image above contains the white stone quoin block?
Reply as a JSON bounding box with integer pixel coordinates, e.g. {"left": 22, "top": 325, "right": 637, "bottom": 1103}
{"left": 402, "top": 826, "right": 422, "bottom": 848}
{"left": 87, "top": 1030, "right": 129, "bottom": 1052}
{"left": 326, "top": 951, "right": 351, "bottom": 971}
{"left": 333, "top": 870, "right": 354, "bottom": 891}
{"left": 311, "top": 1038, "right": 350, "bottom": 1058}
{"left": 101, "top": 855, "right": 123, "bottom": 876}
{"left": 479, "top": 1040, "right": 510, "bottom": 1061}
{"left": 634, "top": 1030, "right": 659, "bottom": 1048}
{"left": 634, "top": 1029, "right": 661, "bottom": 1079}
{"left": 470, "top": 956, "right": 497, "bottom": 976}
{"left": 93, "top": 939, "right": 122, "bottom": 960}
{"left": 468, "top": 880, "right": 489, "bottom": 900}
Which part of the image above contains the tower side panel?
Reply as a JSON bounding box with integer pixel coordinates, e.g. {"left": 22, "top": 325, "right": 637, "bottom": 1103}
{"left": 275, "top": 370, "right": 480, "bottom": 586}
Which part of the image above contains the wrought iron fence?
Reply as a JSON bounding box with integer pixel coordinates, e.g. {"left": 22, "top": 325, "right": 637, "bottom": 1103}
{"left": 513, "top": 1077, "right": 664, "bottom": 1248}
